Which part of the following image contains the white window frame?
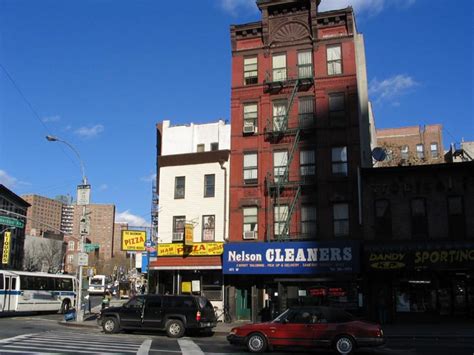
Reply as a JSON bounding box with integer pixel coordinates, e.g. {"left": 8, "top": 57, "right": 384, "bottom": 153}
{"left": 273, "top": 101, "right": 287, "bottom": 131}
{"left": 298, "top": 50, "right": 312, "bottom": 78}
{"left": 243, "top": 103, "right": 258, "bottom": 131}
{"left": 273, "top": 151, "right": 288, "bottom": 182}
{"left": 243, "top": 152, "right": 258, "bottom": 184}
{"left": 243, "top": 207, "right": 258, "bottom": 238}
{"left": 430, "top": 143, "right": 438, "bottom": 158}
{"left": 68, "top": 241, "right": 75, "bottom": 251}
{"left": 274, "top": 205, "right": 289, "bottom": 237}
{"left": 244, "top": 57, "right": 258, "bottom": 85}
{"left": 327, "top": 45, "right": 342, "bottom": 75}
{"left": 416, "top": 144, "right": 424, "bottom": 159}
{"left": 272, "top": 53, "right": 287, "bottom": 82}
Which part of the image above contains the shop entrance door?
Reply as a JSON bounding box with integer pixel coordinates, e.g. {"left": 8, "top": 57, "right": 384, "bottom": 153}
{"left": 452, "top": 279, "right": 467, "bottom": 315}
{"left": 236, "top": 288, "right": 251, "bottom": 320}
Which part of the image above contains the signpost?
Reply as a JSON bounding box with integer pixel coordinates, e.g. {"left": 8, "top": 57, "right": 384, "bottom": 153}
{"left": 77, "top": 252, "right": 89, "bottom": 267}
{"left": 84, "top": 243, "right": 100, "bottom": 253}
{"left": 0, "top": 216, "right": 24, "bottom": 228}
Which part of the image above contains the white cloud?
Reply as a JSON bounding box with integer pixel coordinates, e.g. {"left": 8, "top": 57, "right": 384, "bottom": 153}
{"left": 369, "top": 74, "right": 418, "bottom": 103}
{"left": 99, "top": 184, "right": 108, "bottom": 191}
{"left": 0, "top": 170, "right": 18, "bottom": 188}
{"left": 115, "top": 210, "right": 149, "bottom": 227}
{"left": 42, "top": 115, "right": 61, "bottom": 123}
{"left": 75, "top": 124, "right": 104, "bottom": 139}
{"left": 219, "top": 0, "right": 258, "bottom": 16}
{"left": 318, "top": 0, "right": 415, "bottom": 15}
{"left": 141, "top": 173, "right": 156, "bottom": 183}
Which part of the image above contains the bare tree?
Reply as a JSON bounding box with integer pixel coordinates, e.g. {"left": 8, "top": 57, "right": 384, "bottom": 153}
{"left": 22, "top": 236, "right": 66, "bottom": 273}
{"left": 376, "top": 142, "right": 439, "bottom": 167}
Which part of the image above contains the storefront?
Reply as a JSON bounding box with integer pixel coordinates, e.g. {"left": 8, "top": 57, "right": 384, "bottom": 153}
{"left": 364, "top": 241, "right": 474, "bottom": 323}
{"left": 148, "top": 242, "right": 224, "bottom": 310}
{"left": 223, "top": 241, "right": 361, "bottom": 322}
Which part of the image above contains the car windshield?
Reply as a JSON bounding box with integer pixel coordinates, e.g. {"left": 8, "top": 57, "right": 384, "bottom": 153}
{"left": 198, "top": 297, "right": 214, "bottom": 310}
{"left": 90, "top": 279, "right": 103, "bottom": 285}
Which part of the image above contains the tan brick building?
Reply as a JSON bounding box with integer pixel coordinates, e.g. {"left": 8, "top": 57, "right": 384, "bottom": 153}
{"left": 22, "top": 195, "right": 63, "bottom": 236}
{"left": 376, "top": 124, "right": 444, "bottom": 166}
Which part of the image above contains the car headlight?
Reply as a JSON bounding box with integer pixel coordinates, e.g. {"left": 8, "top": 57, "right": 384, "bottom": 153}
{"left": 229, "top": 328, "right": 237, "bottom": 335}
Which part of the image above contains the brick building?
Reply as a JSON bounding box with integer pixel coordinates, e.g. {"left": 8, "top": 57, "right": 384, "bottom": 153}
{"left": 361, "top": 161, "right": 474, "bottom": 322}
{"left": 376, "top": 124, "right": 444, "bottom": 166}
{"left": 22, "top": 194, "right": 63, "bottom": 237}
{"left": 223, "top": 0, "right": 372, "bottom": 321}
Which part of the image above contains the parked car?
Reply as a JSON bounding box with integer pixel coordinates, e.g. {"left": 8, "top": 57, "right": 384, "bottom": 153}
{"left": 227, "top": 306, "right": 384, "bottom": 354}
{"left": 98, "top": 294, "right": 216, "bottom": 338}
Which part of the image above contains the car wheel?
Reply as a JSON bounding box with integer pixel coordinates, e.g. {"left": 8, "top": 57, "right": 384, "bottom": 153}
{"left": 246, "top": 333, "right": 267, "bottom": 353}
{"left": 103, "top": 317, "right": 119, "bottom": 334}
{"left": 165, "top": 319, "right": 185, "bottom": 338}
{"left": 60, "top": 300, "right": 71, "bottom": 314}
{"left": 334, "top": 335, "right": 355, "bottom": 355}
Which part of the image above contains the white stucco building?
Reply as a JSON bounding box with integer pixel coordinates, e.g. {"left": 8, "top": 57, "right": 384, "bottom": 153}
{"left": 150, "top": 119, "right": 230, "bottom": 311}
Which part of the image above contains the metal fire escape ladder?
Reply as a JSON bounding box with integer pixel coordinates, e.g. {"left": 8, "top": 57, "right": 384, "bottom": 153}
{"left": 280, "top": 185, "right": 301, "bottom": 239}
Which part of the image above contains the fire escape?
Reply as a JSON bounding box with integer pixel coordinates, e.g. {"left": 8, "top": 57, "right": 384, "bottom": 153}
{"left": 264, "top": 65, "right": 314, "bottom": 241}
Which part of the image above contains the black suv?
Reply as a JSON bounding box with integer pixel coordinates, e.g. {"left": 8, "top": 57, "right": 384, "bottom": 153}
{"left": 98, "top": 295, "right": 217, "bottom": 338}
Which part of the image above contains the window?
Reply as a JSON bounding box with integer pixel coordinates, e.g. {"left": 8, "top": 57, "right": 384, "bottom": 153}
{"left": 301, "top": 205, "right": 317, "bottom": 237}
{"left": 329, "top": 93, "right": 345, "bottom": 121}
{"left": 273, "top": 101, "right": 287, "bottom": 131}
{"left": 375, "top": 199, "right": 392, "bottom": 237}
{"left": 273, "top": 151, "right": 288, "bottom": 182}
{"left": 447, "top": 196, "right": 465, "bottom": 239}
{"left": 197, "top": 144, "right": 205, "bottom": 153}
{"left": 67, "top": 254, "right": 74, "bottom": 264}
{"left": 244, "top": 57, "right": 258, "bottom": 85}
{"left": 299, "top": 97, "right": 314, "bottom": 127}
{"left": 68, "top": 241, "right": 75, "bottom": 251}
{"left": 430, "top": 143, "right": 438, "bottom": 158}
{"left": 274, "top": 205, "right": 289, "bottom": 237}
{"left": 204, "top": 174, "right": 215, "bottom": 197}
{"left": 411, "top": 198, "right": 428, "bottom": 238}
{"left": 211, "top": 142, "right": 219, "bottom": 151}
{"left": 298, "top": 51, "right": 312, "bottom": 78}
{"left": 0, "top": 273, "right": 3, "bottom": 289}
{"left": 243, "top": 207, "right": 258, "bottom": 238}
{"left": 272, "top": 53, "right": 287, "bottom": 81}
{"left": 401, "top": 145, "right": 409, "bottom": 160}
{"left": 174, "top": 176, "right": 185, "bottom": 199}
{"left": 300, "top": 150, "right": 315, "bottom": 176}
{"left": 173, "top": 216, "right": 186, "bottom": 242}
{"left": 333, "top": 203, "right": 349, "bottom": 237}
{"left": 243, "top": 152, "right": 258, "bottom": 184}
{"left": 327, "top": 45, "right": 342, "bottom": 75}
{"left": 202, "top": 215, "right": 215, "bottom": 241}
{"left": 243, "top": 103, "right": 258, "bottom": 132}
{"left": 416, "top": 144, "right": 424, "bottom": 159}
{"left": 332, "top": 147, "right": 348, "bottom": 176}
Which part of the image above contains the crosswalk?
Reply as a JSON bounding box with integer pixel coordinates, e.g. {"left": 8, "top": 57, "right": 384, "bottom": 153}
{"left": 0, "top": 331, "right": 147, "bottom": 354}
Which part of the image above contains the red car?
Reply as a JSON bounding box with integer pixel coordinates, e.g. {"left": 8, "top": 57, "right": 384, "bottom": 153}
{"left": 227, "top": 307, "right": 384, "bottom": 354}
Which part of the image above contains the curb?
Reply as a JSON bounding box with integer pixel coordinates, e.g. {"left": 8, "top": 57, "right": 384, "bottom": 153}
{"left": 385, "top": 335, "right": 474, "bottom": 340}
{"left": 58, "top": 320, "right": 100, "bottom": 329}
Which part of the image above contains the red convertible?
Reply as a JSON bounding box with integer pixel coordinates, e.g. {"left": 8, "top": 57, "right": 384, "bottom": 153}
{"left": 227, "top": 307, "right": 384, "bottom": 354}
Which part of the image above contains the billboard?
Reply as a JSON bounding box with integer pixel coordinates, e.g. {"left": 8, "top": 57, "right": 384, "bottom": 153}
{"left": 121, "top": 230, "right": 146, "bottom": 251}
{"left": 223, "top": 241, "right": 359, "bottom": 275}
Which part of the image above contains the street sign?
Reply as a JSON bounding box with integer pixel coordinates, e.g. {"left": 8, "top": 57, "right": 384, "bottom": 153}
{"left": 0, "top": 216, "right": 24, "bottom": 228}
{"left": 79, "top": 216, "right": 90, "bottom": 235}
{"left": 2, "top": 231, "right": 11, "bottom": 264}
{"left": 84, "top": 243, "right": 100, "bottom": 252}
{"left": 77, "top": 184, "right": 91, "bottom": 205}
{"left": 77, "top": 252, "right": 89, "bottom": 266}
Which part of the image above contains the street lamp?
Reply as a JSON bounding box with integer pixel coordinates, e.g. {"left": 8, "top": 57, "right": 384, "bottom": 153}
{"left": 46, "top": 135, "right": 89, "bottom": 322}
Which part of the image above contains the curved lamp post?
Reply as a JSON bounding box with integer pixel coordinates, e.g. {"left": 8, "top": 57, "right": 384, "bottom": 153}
{"left": 45, "top": 135, "right": 88, "bottom": 322}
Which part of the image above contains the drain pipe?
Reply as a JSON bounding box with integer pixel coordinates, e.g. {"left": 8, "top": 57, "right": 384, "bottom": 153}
{"left": 219, "top": 158, "right": 228, "bottom": 319}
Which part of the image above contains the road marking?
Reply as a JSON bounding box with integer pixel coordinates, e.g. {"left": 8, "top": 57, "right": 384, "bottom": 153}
{"left": 0, "top": 333, "right": 39, "bottom": 344}
{"left": 137, "top": 339, "right": 152, "bottom": 355}
{"left": 178, "top": 338, "right": 205, "bottom": 355}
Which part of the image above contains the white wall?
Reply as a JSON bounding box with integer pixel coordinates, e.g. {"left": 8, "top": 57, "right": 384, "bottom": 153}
{"left": 158, "top": 161, "right": 229, "bottom": 243}
{"left": 161, "top": 120, "right": 230, "bottom": 155}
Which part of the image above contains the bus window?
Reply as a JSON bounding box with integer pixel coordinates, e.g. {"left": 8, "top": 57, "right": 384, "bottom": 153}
{"left": 56, "top": 278, "right": 73, "bottom": 291}
{"left": 0, "top": 273, "right": 4, "bottom": 289}
{"left": 11, "top": 278, "right": 17, "bottom": 290}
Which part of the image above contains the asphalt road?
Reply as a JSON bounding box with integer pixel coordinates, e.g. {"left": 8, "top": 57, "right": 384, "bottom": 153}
{"left": 0, "top": 313, "right": 473, "bottom": 354}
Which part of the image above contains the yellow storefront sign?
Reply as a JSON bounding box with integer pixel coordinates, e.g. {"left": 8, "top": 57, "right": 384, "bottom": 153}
{"left": 159, "top": 242, "right": 223, "bottom": 256}
{"left": 185, "top": 223, "right": 193, "bottom": 245}
{"left": 2, "top": 231, "right": 11, "bottom": 264}
{"left": 121, "top": 230, "right": 146, "bottom": 251}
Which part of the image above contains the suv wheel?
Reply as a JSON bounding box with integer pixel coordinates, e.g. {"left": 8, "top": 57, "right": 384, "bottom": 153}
{"left": 165, "top": 319, "right": 185, "bottom": 338}
{"left": 103, "top": 317, "right": 119, "bottom": 334}
{"left": 247, "top": 333, "right": 267, "bottom": 353}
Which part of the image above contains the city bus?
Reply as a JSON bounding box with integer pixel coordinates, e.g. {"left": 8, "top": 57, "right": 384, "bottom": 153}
{"left": 0, "top": 270, "right": 77, "bottom": 314}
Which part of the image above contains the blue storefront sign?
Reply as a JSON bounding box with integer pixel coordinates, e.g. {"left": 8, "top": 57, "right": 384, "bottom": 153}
{"left": 223, "top": 241, "right": 359, "bottom": 274}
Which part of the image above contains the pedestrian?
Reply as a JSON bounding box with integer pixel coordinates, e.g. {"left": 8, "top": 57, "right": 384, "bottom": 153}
{"left": 140, "top": 283, "right": 146, "bottom": 295}
{"left": 377, "top": 289, "right": 388, "bottom": 325}
{"left": 102, "top": 290, "right": 112, "bottom": 310}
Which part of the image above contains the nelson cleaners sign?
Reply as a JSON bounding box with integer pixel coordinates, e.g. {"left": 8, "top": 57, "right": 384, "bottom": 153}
{"left": 223, "top": 241, "right": 359, "bottom": 275}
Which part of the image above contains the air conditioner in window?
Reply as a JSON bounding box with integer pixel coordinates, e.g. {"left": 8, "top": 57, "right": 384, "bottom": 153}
{"left": 172, "top": 232, "right": 184, "bottom": 242}
{"left": 243, "top": 231, "right": 257, "bottom": 240}
{"left": 243, "top": 125, "right": 255, "bottom": 134}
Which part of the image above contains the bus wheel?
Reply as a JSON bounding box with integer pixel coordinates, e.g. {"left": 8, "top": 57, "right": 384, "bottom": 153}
{"left": 61, "top": 300, "right": 71, "bottom": 314}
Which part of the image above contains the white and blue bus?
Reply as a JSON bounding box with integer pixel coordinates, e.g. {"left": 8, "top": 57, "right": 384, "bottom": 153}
{"left": 0, "top": 270, "right": 77, "bottom": 314}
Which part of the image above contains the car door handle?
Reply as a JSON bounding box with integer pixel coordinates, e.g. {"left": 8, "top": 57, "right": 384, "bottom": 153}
{"left": 269, "top": 327, "right": 276, "bottom": 332}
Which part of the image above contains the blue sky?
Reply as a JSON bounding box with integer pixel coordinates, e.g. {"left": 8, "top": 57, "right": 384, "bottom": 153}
{"left": 1, "top": 0, "right": 472, "bottom": 226}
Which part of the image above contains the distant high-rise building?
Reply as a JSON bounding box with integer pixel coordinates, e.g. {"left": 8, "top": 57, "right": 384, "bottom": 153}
{"left": 22, "top": 194, "right": 63, "bottom": 237}
{"left": 61, "top": 204, "right": 75, "bottom": 235}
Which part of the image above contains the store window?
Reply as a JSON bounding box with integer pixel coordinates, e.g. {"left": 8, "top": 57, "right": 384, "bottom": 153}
{"left": 395, "top": 280, "right": 437, "bottom": 314}
{"left": 448, "top": 196, "right": 465, "bottom": 239}
{"left": 411, "top": 198, "right": 428, "bottom": 238}
{"left": 272, "top": 53, "right": 287, "bottom": 81}
{"left": 243, "top": 152, "right": 258, "bottom": 184}
{"left": 243, "top": 207, "right": 258, "bottom": 240}
{"left": 244, "top": 57, "right": 258, "bottom": 85}
{"left": 375, "top": 199, "right": 392, "bottom": 238}
{"left": 273, "top": 151, "right": 288, "bottom": 182}
{"left": 202, "top": 215, "right": 215, "bottom": 242}
{"left": 274, "top": 205, "right": 289, "bottom": 238}
{"left": 333, "top": 203, "right": 349, "bottom": 237}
